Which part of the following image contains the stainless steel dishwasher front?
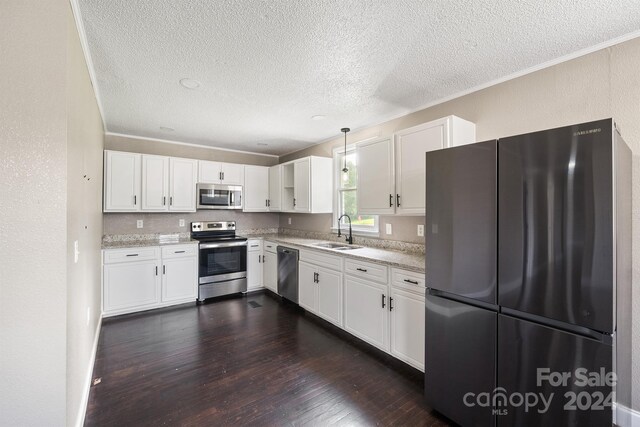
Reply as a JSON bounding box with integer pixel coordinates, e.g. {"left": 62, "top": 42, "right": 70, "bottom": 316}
{"left": 277, "top": 246, "right": 299, "bottom": 303}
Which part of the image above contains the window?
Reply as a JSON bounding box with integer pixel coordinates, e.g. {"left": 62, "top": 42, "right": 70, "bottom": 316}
{"left": 333, "top": 144, "right": 379, "bottom": 235}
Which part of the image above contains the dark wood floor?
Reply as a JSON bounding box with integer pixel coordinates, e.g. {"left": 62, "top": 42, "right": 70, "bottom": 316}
{"left": 85, "top": 292, "right": 452, "bottom": 426}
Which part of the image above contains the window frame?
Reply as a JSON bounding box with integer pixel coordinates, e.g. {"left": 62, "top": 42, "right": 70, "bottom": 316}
{"left": 331, "top": 144, "right": 380, "bottom": 237}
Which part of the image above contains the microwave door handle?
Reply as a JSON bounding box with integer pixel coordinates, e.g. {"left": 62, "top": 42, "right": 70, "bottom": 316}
{"left": 230, "top": 191, "right": 234, "bottom": 205}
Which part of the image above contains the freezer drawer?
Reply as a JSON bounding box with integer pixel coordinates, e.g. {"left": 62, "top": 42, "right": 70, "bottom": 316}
{"left": 425, "top": 295, "right": 497, "bottom": 427}
{"left": 498, "top": 119, "right": 614, "bottom": 333}
{"left": 497, "top": 315, "right": 612, "bottom": 426}
{"left": 426, "top": 140, "right": 497, "bottom": 304}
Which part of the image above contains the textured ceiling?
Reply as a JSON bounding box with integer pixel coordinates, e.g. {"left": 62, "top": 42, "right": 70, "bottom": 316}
{"left": 79, "top": 0, "right": 640, "bottom": 155}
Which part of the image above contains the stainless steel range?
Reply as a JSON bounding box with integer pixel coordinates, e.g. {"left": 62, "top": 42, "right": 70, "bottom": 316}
{"left": 191, "top": 221, "right": 247, "bottom": 302}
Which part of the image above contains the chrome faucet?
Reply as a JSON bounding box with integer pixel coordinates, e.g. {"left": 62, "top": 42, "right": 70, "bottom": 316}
{"left": 337, "top": 214, "right": 353, "bottom": 244}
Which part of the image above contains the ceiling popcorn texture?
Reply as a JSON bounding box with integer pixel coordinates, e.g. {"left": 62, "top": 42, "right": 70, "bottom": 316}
{"left": 79, "top": 0, "right": 640, "bottom": 155}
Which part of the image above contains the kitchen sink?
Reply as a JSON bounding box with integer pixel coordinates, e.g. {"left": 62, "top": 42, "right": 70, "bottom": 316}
{"left": 312, "top": 242, "right": 360, "bottom": 250}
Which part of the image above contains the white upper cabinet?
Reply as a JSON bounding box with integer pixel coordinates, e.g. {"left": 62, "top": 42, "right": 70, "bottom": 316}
{"left": 198, "top": 160, "right": 244, "bottom": 185}
{"left": 104, "top": 151, "right": 141, "bottom": 212}
{"left": 293, "top": 158, "right": 311, "bottom": 212}
{"left": 141, "top": 155, "right": 169, "bottom": 211}
{"left": 169, "top": 158, "right": 197, "bottom": 211}
{"left": 268, "top": 165, "right": 281, "bottom": 212}
{"left": 394, "top": 115, "right": 475, "bottom": 215}
{"left": 356, "top": 137, "right": 395, "bottom": 215}
{"left": 281, "top": 156, "right": 332, "bottom": 213}
{"left": 244, "top": 165, "right": 270, "bottom": 212}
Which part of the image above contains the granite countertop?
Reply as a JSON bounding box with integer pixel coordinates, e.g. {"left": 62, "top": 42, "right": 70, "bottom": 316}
{"left": 102, "top": 237, "right": 198, "bottom": 250}
{"left": 242, "top": 234, "right": 425, "bottom": 273}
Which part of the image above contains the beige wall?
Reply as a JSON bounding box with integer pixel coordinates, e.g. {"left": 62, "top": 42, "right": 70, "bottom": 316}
{"left": 104, "top": 211, "right": 279, "bottom": 235}
{"left": 281, "top": 39, "right": 640, "bottom": 408}
{"left": 0, "top": 1, "right": 69, "bottom": 425}
{"left": 66, "top": 4, "right": 104, "bottom": 426}
{"left": 105, "top": 134, "right": 279, "bottom": 166}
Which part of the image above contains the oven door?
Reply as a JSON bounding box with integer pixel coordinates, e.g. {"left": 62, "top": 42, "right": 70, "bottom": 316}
{"left": 197, "top": 184, "right": 243, "bottom": 209}
{"left": 198, "top": 241, "right": 247, "bottom": 284}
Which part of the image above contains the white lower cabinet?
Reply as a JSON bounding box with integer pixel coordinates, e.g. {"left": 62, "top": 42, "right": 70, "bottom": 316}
{"left": 389, "top": 287, "right": 425, "bottom": 371}
{"left": 344, "top": 275, "right": 389, "bottom": 352}
{"left": 247, "top": 239, "right": 264, "bottom": 291}
{"left": 103, "top": 244, "right": 197, "bottom": 317}
{"left": 263, "top": 248, "right": 278, "bottom": 293}
{"left": 299, "top": 251, "right": 344, "bottom": 328}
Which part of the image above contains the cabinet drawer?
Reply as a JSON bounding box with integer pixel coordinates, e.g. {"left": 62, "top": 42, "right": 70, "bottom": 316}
{"left": 300, "top": 249, "right": 342, "bottom": 271}
{"left": 264, "top": 241, "right": 277, "bottom": 253}
{"left": 345, "top": 259, "right": 388, "bottom": 283}
{"left": 104, "top": 246, "right": 160, "bottom": 264}
{"left": 247, "top": 239, "right": 263, "bottom": 252}
{"left": 391, "top": 268, "right": 426, "bottom": 295}
{"left": 161, "top": 244, "right": 198, "bottom": 259}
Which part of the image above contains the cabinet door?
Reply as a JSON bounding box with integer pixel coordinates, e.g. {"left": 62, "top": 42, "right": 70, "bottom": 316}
{"left": 294, "top": 158, "right": 310, "bottom": 212}
{"left": 344, "top": 276, "right": 389, "bottom": 351}
{"left": 357, "top": 137, "right": 395, "bottom": 215}
{"left": 103, "top": 260, "right": 160, "bottom": 312}
{"left": 104, "top": 151, "right": 141, "bottom": 211}
{"left": 395, "top": 118, "right": 448, "bottom": 215}
{"left": 390, "top": 288, "right": 425, "bottom": 371}
{"left": 221, "top": 163, "right": 244, "bottom": 185}
{"left": 169, "top": 158, "right": 197, "bottom": 211}
{"left": 263, "top": 251, "right": 278, "bottom": 293}
{"left": 316, "top": 267, "right": 343, "bottom": 327}
{"left": 162, "top": 256, "right": 197, "bottom": 302}
{"left": 298, "top": 261, "right": 317, "bottom": 313}
{"left": 141, "top": 155, "right": 169, "bottom": 211}
{"left": 268, "top": 165, "right": 281, "bottom": 211}
{"left": 243, "top": 165, "right": 270, "bottom": 212}
{"left": 198, "top": 160, "right": 222, "bottom": 184}
{"left": 247, "top": 251, "right": 263, "bottom": 291}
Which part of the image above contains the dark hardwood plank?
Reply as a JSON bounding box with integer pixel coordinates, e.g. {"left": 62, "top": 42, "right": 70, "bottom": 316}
{"left": 85, "top": 292, "right": 452, "bottom": 426}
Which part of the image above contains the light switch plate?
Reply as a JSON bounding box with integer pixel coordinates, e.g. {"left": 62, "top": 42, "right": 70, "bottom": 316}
{"left": 137, "top": 220, "right": 143, "bottom": 229}
{"left": 179, "top": 219, "right": 185, "bottom": 227}
{"left": 417, "top": 225, "right": 424, "bottom": 237}
{"left": 385, "top": 223, "right": 392, "bottom": 234}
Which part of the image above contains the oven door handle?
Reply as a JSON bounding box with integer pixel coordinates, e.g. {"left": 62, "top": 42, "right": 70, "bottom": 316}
{"left": 199, "top": 241, "right": 248, "bottom": 249}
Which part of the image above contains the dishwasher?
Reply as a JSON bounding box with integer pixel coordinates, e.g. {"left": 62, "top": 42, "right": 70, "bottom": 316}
{"left": 277, "top": 246, "right": 299, "bottom": 303}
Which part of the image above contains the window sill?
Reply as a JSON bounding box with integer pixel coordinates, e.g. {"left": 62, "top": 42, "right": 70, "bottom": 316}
{"left": 330, "top": 227, "right": 380, "bottom": 238}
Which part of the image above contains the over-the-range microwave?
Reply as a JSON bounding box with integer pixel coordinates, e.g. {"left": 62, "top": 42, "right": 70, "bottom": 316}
{"left": 196, "top": 183, "right": 242, "bottom": 210}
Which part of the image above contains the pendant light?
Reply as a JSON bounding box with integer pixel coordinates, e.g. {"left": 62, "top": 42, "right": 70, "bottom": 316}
{"left": 341, "top": 127, "right": 350, "bottom": 173}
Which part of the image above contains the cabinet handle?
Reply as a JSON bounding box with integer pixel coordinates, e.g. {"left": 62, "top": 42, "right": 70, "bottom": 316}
{"left": 126, "top": 254, "right": 139, "bottom": 257}
{"left": 163, "top": 196, "right": 166, "bottom": 206}
{"left": 403, "top": 279, "right": 419, "bottom": 285}
{"left": 222, "top": 172, "right": 225, "bottom": 180}
{"left": 219, "top": 172, "right": 222, "bottom": 180}
{"left": 268, "top": 199, "right": 270, "bottom": 207}
{"left": 396, "top": 194, "right": 400, "bottom": 207}
{"left": 250, "top": 244, "right": 259, "bottom": 248}
{"left": 389, "top": 297, "right": 394, "bottom": 311}
{"left": 356, "top": 267, "right": 368, "bottom": 272}
{"left": 293, "top": 198, "right": 296, "bottom": 207}
{"left": 155, "top": 266, "right": 158, "bottom": 275}
{"left": 163, "top": 265, "right": 166, "bottom": 274}
{"left": 134, "top": 195, "right": 137, "bottom": 205}
{"left": 175, "top": 250, "right": 185, "bottom": 254}
{"left": 170, "top": 196, "right": 173, "bottom": 206}
{"left": 381, "top": 294, "right": 386, "bottom": 308}
{"left": 259, "top": 255, "right": 262, "bottom": 263}
{"left": 266, "top": 199, "right": 268, "bottom": 207}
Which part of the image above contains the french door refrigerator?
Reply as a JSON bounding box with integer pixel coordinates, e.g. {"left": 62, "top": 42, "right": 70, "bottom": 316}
{"left": 424, "top": 119, "right": 631, "bottom": 427}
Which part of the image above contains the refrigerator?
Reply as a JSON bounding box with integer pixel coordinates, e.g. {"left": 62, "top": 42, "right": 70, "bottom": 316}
{"left": 424, "top": 119, "right": 632, "bottom": 427}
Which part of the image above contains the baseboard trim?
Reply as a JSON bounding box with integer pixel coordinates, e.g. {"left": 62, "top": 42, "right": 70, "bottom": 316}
{"left": 615, "top": 403, "right": 640, "bottom": 427}
{"left": 74, "top": 317, "right": 102, "bottom": 427}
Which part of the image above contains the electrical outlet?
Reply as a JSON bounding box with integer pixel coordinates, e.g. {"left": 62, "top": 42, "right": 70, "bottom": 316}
{"left": 74, "top": 240, "right": 79, "bottom": 263}
{"left": 137, "top": 219, "right": 143, "bottom": 229}
{"left": 179, "top": 219, "right": 185, "bottom": 227}
{"left": 385, "top": 223, "right": 392, "bottom": 234}
{"left": 288, "top": 217, "right": 292, "bottom": 225}
{"left": 417, "top": 225, "right": 424, "bottom": 237}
